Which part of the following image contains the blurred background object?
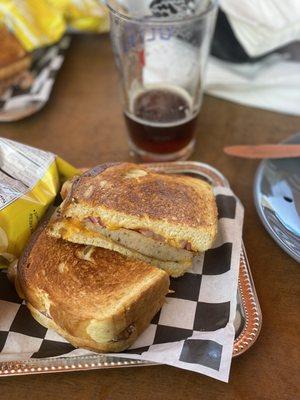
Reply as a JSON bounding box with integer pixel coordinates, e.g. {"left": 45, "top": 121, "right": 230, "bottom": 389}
{"left": 0, "top": 0, "right": 109, "bottom": 53}
{"left": 0, "top": 0, "right": 109, "bottom": 121}
{"left": 107, "top": 0, "right": 300, "bottom": 116}
{"left": 1, "top": 0, "right": 300, "bottom": 120}
{"left": 48, "top": 0, "right": 109, "bottom": 33}
{"left": 208, "top": 0, "right": 300, "bottom": 115}
{"left": 107, "top": 0, "right": 218, "bottom": 161}
{"left": 0, "top": 0, "right": 66, "bottom": 52}
{"left": 0, "top": 24, "right": 32, "bottom": 96}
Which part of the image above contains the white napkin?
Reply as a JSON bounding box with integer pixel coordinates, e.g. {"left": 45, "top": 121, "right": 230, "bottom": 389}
{"left": 205, "top": 52, "right": 300, "bottom": 116}
{"left": 220, "top": 0, "right": 300, "bottom": 57}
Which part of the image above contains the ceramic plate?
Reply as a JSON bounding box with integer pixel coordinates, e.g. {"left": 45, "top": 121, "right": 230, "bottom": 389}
{"left": 254, "top": 133, "right": 300, "bottom": 262}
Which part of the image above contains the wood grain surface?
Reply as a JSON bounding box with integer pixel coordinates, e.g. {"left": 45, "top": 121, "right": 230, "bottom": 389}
{"left": 0, "top": 34, "right": 299, "bottom": 400}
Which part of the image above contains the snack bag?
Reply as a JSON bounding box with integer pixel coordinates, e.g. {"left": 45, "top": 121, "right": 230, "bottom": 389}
{"left": 0, "top": 0, "right": 66, "bottom": 51}
{"left": 0, "top": 138, "right": 79, "bottom": 268}
{"left": 48, "top": 0, "right": 109, "bottom": 33}
{"left": 0, "top": 1, "right": 109, "bottom": 54}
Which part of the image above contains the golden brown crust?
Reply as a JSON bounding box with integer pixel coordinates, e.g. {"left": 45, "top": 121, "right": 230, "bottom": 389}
{"left": 0, "top": 26, "right": 31, "bottom": 83}
{"left": 27, "top": 295, "right": 165, "bottom": 353}
{"left": 19, "top": 227, "right": 167, "bottom": 318}
{"left": 61, "top": 163, "right": 217, "bottom": 230}
{"left": 0, "top": 26, "right": 26, "bottom": 68}
{"left": 0, "top": 56, "right": 31, "bottom": 81}
{"left": 17, "top": 224, "right": 169, "bottom": 352}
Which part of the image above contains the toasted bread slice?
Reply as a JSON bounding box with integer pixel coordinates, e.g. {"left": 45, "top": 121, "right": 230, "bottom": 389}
{"left": 0, "top": 25, "right": 31, "bottom": 81}
{"left": 51, "top": 163, "right": 218, "bottom": 253}
{"left": 17, "top": 226, "right": 169, "bottom": 352}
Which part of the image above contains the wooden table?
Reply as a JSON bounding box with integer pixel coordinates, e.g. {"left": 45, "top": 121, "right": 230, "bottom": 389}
{"left": 1, "top": 34, "right": 299, "bottom": 400}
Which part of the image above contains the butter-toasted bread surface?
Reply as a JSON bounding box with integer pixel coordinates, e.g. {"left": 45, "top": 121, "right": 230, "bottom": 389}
{"left": 0, "top": 25, "right": 31, "bottom": 81}
{"left": 56, "top": 163, "right": 218, "bottom": 252}
{"left": 17, "top": 226, "right": 169, "bottom": 352}
{"left": 0, "top": 25, "right": 26, "bottom": 68}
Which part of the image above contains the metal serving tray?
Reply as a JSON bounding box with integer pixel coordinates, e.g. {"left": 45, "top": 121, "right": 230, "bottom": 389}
{"left": 0, "top": 161, "right": 262, "bottom": 377}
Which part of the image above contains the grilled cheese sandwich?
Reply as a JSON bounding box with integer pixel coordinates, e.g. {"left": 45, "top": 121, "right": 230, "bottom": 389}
{"left": 48, "top": 163, "right": 218, "bottom": 277}
{"left": 16, "top": 225, "right": 169, "bottom": 353}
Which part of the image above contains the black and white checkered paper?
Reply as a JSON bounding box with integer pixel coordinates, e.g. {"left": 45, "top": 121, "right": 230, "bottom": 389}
{"left": 0, "top": 187, "right": 243, "bottom": 382}
{"left": 0, "top": 36, "right": 71, "bottom": 122}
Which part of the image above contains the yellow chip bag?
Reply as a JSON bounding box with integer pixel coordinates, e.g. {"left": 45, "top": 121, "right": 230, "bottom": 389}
{"left": 0, "top": 1, "right": 109, "bottom": 52}
{"left": 0, "top": 138, "right": 79, "bottom": 268}
{"left": 48, "top": 0, "right": 109, "bottom": 33}
{"left": 0, "top": 0, "right": 66, "bottom": 51}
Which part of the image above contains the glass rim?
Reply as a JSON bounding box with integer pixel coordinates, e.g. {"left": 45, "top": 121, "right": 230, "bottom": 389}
{"left": 106, "top": 0, "right": 218, "bottom": 25}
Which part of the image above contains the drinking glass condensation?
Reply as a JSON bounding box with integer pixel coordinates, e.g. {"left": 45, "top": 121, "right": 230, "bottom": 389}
{"left": 107, "top": 1, "right": 218, "bottom": 161}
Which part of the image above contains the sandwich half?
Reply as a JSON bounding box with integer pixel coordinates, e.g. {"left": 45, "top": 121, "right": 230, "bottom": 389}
{"left": 48, "top": 163, "right": 218, "bottom": 277}
{"left": 15, "top": 225, "right": 169, "bottom": 353}
{"left": 0, "top": 25, "right": 31, "bottom": 95}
